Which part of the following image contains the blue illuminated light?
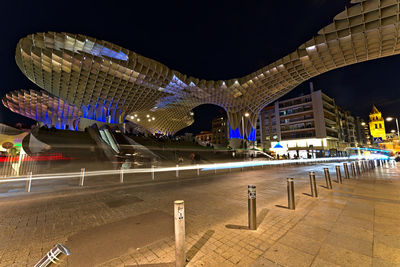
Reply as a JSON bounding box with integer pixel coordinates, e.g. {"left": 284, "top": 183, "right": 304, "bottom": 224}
{"left": 274, "top": 142, "right": 283, "bottom": 149}
{"left": 81, "top": 104, "right": 121, "bottom": 124}
{"left": 88, "top": 43, "right": 129, "bottom": 61}
{"left": 228, "top": 122, "right": 243, "bottom": 139}
{"left": 228, "top": 122, "right": 256, "bottom": 141}
{"left": 154, "top": 75, "right": 187, "bottom": 109}
{"left": 248, "top": 127, "right": 256, "bottom": 141}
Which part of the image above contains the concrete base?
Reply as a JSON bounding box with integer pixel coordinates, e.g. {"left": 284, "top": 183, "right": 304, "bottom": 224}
{"left": 229, "top": 138, "right": 243, "bottom": 149}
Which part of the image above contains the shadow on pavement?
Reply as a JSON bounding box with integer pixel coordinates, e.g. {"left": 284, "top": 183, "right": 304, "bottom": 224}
{"left": 225, "top": 208, "right": 269, "bottom": 230}
{"left": 257, "top": 208, "right": 269, "bottom": 227}
{"left": 187, "top": 230, "right": 215, "bottom": 262}
{"left": 225, "top": 224, "right": 248, "bottom": 230}
{"left": 275, "top": 204, "right": 290, "bottom": 209}
{"left": 135, "top": 263, "right": 174, "bottom": 267}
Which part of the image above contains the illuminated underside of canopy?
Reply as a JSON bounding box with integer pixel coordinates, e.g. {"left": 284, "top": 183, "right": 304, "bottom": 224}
{"left": 6, "top": 0, "right": 400, "bottom": 139}
{"left": 2, "top": 89, "right": 82, "bottom": 130}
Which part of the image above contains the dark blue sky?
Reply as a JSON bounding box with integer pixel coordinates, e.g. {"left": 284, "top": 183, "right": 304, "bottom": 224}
{"left": 1, "top": 0, "right": 399, "bottom": 132}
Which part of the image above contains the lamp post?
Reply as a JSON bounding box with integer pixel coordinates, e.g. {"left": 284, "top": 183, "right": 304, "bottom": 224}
{"left": 242, "top": 112, "right": 250, "bottom": 150}
{"left": 386, "top": 117, "right": 400, "bottom": 144}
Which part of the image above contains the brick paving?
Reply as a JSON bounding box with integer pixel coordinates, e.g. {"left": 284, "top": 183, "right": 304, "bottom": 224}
{"left": 0, "top": 162, "right": 398, "bottom": 266}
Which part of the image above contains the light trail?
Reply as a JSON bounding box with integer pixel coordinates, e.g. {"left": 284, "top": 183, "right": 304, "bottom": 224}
{"left": 0, "top": 157, "right": 354, "bottom": 184}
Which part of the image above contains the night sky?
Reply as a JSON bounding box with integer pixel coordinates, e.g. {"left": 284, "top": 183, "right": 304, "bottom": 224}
{"left": 1, "top": 1, "right": 399, "bottom": 133}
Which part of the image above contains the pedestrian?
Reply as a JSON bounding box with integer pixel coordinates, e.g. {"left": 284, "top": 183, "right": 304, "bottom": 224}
{"left": 189, "top": 152, "right": 195, "bottom": 164}
{"left": 177, "top": 156, "right": 184, "bottom": 164}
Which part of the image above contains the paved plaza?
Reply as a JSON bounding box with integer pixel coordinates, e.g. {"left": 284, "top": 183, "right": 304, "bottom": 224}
{"left": 0, "top": 161, "right": 399, "bottom": 266}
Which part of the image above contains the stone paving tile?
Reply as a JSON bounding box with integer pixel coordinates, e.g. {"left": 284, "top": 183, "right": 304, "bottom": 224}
{"left": 263, "top": 243, "right": 314, "bottom": 267}
{"left": 317, "top": 243, "right": 372, "bottom": 267}
{"left": 324, "top": 231, "right": 373, "bottom": 257}
{"left": 289, "top": 223, "right": 329, "bottom": 243}
{"left": 251, "top": 256, "right": 282, "bottom": 266}
{"left": 310, "top": 257, "right": 341, "bottom": 267}
{"left": 330, "top": 222, "right": 374, "bottom": 242}
{"left": 373, "top": 242, "right": 400, "bottom": 265}
{"left": 374, "top": 232, "right": 400, "bottom": 249}
{"left": 372, "top": 257, "right": 398, "bottom": 267}
{"left": 278, "top": 232, "right": 322, "bottom": 256}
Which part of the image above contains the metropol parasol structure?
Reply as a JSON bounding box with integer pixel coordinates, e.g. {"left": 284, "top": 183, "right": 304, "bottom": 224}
{"left": 3, "top": 0, "right": 400, "bottom": 142}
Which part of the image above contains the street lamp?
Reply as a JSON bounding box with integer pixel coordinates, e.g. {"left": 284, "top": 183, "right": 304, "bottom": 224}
{"left": 242, "top": 112, "right": 250, "bottom": 150}
{"left": 386, "top": 117, "right": 400, "bottom": 144}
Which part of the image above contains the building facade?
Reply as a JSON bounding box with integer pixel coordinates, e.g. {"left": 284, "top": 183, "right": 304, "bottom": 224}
{"left": 211, "top": 117, "right": 228, "bottom": 145}
{"left": 355, "top": 117, "right": 370, "bottom": 147}
{"left": 195, "top": 131, "right": 212, "bottom": 144}
{"left": 256, "top": 89, "right": 362, "bottom": 157}
{"left": 369, "top": 105, "right": 386, "bottom": 142}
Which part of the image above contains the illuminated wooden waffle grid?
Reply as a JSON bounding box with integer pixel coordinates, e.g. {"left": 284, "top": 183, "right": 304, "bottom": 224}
{"left": 2, "top": 89, "right": 82, "bottom": 130}
{"left": 7, "top": 0, "right": 400, "bottom": 137}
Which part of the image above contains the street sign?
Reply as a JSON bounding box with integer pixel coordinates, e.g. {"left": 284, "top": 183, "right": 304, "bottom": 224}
{"left": 373, "top": 137, "right": 383, "bottom": 144}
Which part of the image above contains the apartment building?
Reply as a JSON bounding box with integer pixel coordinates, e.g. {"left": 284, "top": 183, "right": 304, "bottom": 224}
{"left": 256, "top": 89, "right": 360, "bottom": 158}
{"left": 211, "top": 117, "right": 228, "bottom": 145}
{"left": 355, "top": 117, "right": 370, "bottom": 147}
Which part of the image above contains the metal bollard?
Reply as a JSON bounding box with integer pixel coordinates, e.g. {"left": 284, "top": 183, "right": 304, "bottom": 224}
{"left": 323, "top": 168, "right": 332, "bottom": 189}
{"left": 351, "top": 162, "right": 356, "bottom": 177}
{"left": 309, "top": 171, "right": 318, "bottom": 197}
{"left": 344, "top": 163, "right": 350, "bottom": 179}
{"left": 385, "top": 160, "right": 389, "bottom": 168}
{"left": 356, "top": 161, "right": 361, "bottom": 175}
{"left": 120, "top": 168, "right": 124, "bottom": 183}
{"left": 248, "top": 185, "right": 257, "bottom": 230}
{"left": 335, "top": 166, "right": 342, "bottom": 184}
{"left": 174, "top": 200, "right": 185, "bottom": 267}
{"left": 287, "top": 178, "right": 295, "bottom": 210}
{"left": 79, "top": 168, "right": 85, "bottom": 186}
{"left": 34, "top": 244, "right": 71, "bottom": 267}
{"left": 197, "top": 164, "right": 200, "bottom": 176}
{"left": 176, "top": 164, "right": 179, "bottom": 178}
{"left": 25, "top": 172, "right": 32, "bottom": 192}
{"left": 151, "top": 165, "right": 155, "bottom": 180}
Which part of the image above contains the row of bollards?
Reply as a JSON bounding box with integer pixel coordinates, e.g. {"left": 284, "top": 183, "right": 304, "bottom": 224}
{"left": 33, "top": 158, "right": 394, "bottom": 266}
{"left": 283, "top": 158, "right": 390, "bottom": 210}
{"left": 172, "top": 158, "right": 396, "bottom": 266}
